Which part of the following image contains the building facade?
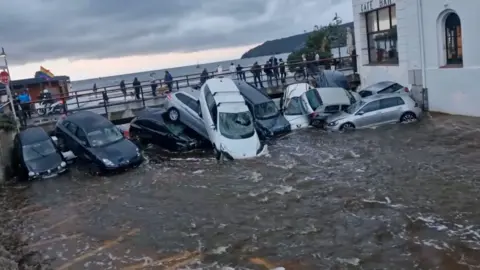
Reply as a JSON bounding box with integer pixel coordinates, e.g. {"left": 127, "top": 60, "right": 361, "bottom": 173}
{"left": 352, "top": 0, "right": 480, "bottom": 116}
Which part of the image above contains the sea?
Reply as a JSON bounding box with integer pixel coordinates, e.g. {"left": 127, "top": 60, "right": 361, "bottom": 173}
{"left": 71, "top": 53, "right": 291, "bottom": 92}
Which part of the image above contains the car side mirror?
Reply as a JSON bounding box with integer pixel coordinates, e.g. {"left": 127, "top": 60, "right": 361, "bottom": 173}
{"left": 356, "top": 111, "right": 364, "bottom": 116}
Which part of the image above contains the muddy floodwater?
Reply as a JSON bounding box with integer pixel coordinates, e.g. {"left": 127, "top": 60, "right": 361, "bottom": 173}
{"left": 2, "top": 113, "right": 480, "bottom": 269}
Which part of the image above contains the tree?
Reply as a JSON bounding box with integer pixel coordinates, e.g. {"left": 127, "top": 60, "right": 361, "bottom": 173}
{"left": 287, "top": 15, "right": 347, "bottom": 72}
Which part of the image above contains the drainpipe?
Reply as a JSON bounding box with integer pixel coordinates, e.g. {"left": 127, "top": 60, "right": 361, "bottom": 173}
{"left": 416, "top": 0, "right": 428, "bottom": 110}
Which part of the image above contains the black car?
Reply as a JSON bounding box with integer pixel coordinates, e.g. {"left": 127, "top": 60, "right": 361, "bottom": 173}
{"left": 236, "top": 81, "right": 291, "bottom": 139}
{"left": 12, "top": 127, "right": 67, "bottom": 180}
{"left": 54, "top": 111, "right": 142, "bottom": 173}
{"left": 129, "top": 108, "right": 208, "bottom": 151}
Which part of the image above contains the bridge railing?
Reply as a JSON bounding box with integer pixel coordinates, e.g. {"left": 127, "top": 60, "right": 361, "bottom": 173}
{"left": 6, "top": 55, "right": 357, "bottom": 126}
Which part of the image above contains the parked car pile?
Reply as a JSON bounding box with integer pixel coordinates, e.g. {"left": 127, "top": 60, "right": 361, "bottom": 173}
{"left": 10, "top": 76, "right": 421, "bottom": 181}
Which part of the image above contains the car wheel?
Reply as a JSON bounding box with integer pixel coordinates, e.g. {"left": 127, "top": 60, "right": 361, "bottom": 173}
{"left": 37, "top": 108, "right": 46, "bottom": 116}
{"left": 400, "top": 112, "right": 417, "bottom": 123}
{"left": 311, "top": 119, "right": 323, "bottom": 127}
{"left": 340, "top": 122, "right": 355, "bottom": 132}
{"left": 167, "top": 108, "right": 180, "bottom": 122}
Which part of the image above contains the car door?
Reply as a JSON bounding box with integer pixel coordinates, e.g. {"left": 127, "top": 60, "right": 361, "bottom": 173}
{"left": 132, "top": 119, "right": 153, "bottom": 141}
{"left": 74, "top": 127, "right": 91, "bottom": 159}
{"left": 380, "top": 97, "right": 405, "bottom": 123}
{"left": 63, "top": 122, "right": 80, "bottom": 153}
{"left": 354, "top": 100, "right": 381, "bottom": 128}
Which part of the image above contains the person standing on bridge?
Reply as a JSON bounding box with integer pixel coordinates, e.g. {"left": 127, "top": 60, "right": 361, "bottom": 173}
{"left": 150, "top": 73, "right": 158, "bottom": 97}
{"left": 93, "top": 83, "right": 98, "bottom": 98}
{"left": 120, "top": 80, "right": 127, "bottom": 101}
{"left": 164, "top": 71, "right": 173, "bottom": 92}
{"left": 200, "top": 68, "right": 209, "bottom": 86}
{"left": 132, "top": 77, "right": 142, "bottom": 100}
{"left": 18, "top": 90, "right": 32, "bottom": 119}
{"left": 250, "top": 62, "right": 263, "bottom": 88}
{"left": 272, "top": 58, "right": 279, "bottom": 86}
{"left": 279, "top": 58, "right": 287, "bottom": 84}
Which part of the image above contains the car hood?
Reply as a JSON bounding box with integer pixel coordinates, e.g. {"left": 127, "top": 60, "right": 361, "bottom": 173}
{"left": 26, "top": 153, "right": 63, "bottom": 173}
{"left": 219, "top": 136, "right": 260, "bottom": 159}
{"left": 326, "top": 111, "right": 351, "bottom": 122}
{"left": 90, "top": 139, "right": 139, "bottom": 163}
{"left": 257, "top": 115, "right": 290, "bottom": 132}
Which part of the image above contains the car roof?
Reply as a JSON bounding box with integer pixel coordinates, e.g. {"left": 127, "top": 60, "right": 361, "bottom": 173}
{"left": 218, "top": 103, "right": 249, "bottom": 113}
{"left": 205, "top": 78, "right": 247, "bottom": 107}
{"left": 363, "top": 81, "right": 396, "bottom": 92}
{"left": 363, "top": 92, "right": 409, "bottom": 102}
{"left": 19, "top": 127, "right": 50, "bottom": 144}
{"left": 236, "top": 81, "right": 271, "bottom": 104}
{"left": 173, "top": 90, "right": 198, "bottom": 100}
{"left": 315, "top": 87, "right": 350, "bottom": 104}
{"left": 285, "top": 83, "right": 311, "bottom": 97}
{"left": 65, "top": 111, "right": 113, "bottom": 132}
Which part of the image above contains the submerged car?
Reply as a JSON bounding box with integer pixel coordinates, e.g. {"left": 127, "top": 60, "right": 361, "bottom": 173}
{"left": 325, "top": 93, "right": 421, "bottom": 131}
{"left": 12, "top": 127, "right": 67, "bottom": 180}
{"left": 236, "top": 81, "right": 290, "bottom": 139}
{"left": 281, "top": 83, "right": 311, "bottom": 130}
{"left": 165, "top": 90, "right": 209, "bottom": 140}
{"left": 54, "top": 111, "right": 142, "bottom": 173}
{"left": 129, "top": 108, "right": 208, "bottom": 151}
{"left": 199, "top": 78, "right": 264, "bottom": 160}
{"left": 358, "top": 81, "right": 409, "bottom": 98}
{"left": 300, "top": 87, "right": 359, "bottom": 126}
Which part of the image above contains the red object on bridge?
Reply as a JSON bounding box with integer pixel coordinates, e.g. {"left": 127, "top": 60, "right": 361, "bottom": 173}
{"left": 0, "top": 71, "right": 9, "bottom": 84}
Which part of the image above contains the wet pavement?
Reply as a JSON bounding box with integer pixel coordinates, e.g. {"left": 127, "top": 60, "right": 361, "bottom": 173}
{"left": 2, "top": 113, "right": 480, "bottom": 269}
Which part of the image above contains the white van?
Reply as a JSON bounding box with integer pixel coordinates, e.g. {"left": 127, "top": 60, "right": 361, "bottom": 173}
{"left": 198, "top": 78, "right": 263, "bottom": 160}
{"left": 282, "top": 83, "right": 311, "bottom": 130}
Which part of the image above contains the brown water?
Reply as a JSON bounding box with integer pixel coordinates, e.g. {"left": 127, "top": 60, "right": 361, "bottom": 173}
{"left": 2, "top": 113, "right": 480, "bottom": 269}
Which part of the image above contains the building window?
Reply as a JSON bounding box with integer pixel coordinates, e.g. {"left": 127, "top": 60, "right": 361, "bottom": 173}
{"left": 365, "top": 5, "right": 398, "bottom": 64}
{"left": 445, "top": 13, "right": 462, "bottom": 65}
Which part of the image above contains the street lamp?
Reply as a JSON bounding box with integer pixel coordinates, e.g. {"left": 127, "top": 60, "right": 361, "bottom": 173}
{"left": 0, "top": 47, "right": 19, "bottom": 130}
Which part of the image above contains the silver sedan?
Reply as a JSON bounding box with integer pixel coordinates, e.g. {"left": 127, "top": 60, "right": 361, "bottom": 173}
{"left": 325, "top": 93, "right": 422, "bottom": 131}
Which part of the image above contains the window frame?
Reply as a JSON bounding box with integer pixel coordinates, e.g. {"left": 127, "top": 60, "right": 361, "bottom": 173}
{"left": 444, "top": 13, "right": 462, "bottom": 65}
{"left": 365, "top": 5, "right": 398, "bottom": 65}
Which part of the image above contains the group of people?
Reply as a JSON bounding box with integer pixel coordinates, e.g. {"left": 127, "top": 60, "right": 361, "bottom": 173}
{"left": 249, "top": 57, "right": 287, "bottom": 88}
{"left": 9, "top": 90, "right": 33, "bottom": 127}
{"left": 93, "top": 71, "right": 175, "bottom": 103}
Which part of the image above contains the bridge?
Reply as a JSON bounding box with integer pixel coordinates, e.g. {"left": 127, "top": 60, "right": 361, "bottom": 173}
{"left": 8, "top": 57, "right": 357, "bottom": 131}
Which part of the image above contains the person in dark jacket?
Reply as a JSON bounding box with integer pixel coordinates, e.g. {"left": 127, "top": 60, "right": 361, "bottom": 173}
{"left": 150, "top": 74, "right": 158, "bottom": 96}
{"left": 264, "top": 61, "right": 273, "bottom": 86}
{"left": 279, "top": 59, "right": 287, "bottom": 83}
{"left": 200, "top": 68, "right": 209, "bottom": 85}
{"left": 237, "top": 64, "right": 246, "bottom": 81}
{"left": 93, "top": 83, "right": 98, "bottom": 98}
{"left": 272, "top": 58, "right": 279, "bottom": 85}
{"left": 250, "top": 62, "right": 263, "bottom": 88}
{"left": 132, "top": 77, "right": 142, "bottom": 100}
{"left": 13, "top": 93, "right": 26, "bottom": 127}
{"left": 164, "top": 71, "right": 173, "bottom": 92}
{"left": 120, "top": 80, "right": 127, "bottom": 101}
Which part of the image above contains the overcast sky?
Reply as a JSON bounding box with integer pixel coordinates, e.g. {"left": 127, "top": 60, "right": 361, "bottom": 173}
{"left": 2, "top": 0, "right": 352, "bottom": 79}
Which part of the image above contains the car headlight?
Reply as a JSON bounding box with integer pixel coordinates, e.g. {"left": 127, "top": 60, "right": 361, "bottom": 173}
{"left": 328, "top": 120, "right": 338, "bottom": 126}
{"left": 28, "top": 171, "right": 35, "bottom": 177}
{"left": 102, "top": 158, "right": 115, "bottom": 167}
{"left": 60, "top": 161, "right": 66, "bottom": 167}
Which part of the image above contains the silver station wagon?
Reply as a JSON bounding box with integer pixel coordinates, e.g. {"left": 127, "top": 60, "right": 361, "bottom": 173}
{"left": 325, "top": 93, "right": 422, "bottom": 131}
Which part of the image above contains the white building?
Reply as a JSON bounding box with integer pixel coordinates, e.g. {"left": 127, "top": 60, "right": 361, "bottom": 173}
{"left": 352, "top": 0, "right": 480, "bottom": 117}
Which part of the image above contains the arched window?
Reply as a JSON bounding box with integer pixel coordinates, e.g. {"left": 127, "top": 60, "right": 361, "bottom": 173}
{"left": 445, "top": 13, "right": 462, "bottom": 65}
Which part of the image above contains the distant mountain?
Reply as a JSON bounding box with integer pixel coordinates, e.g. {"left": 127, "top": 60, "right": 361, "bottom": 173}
{"left": 241, "top": 22, "right": 354, "bottom": 59}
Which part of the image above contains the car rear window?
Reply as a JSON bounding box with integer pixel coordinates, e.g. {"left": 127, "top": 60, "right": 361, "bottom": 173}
{"left": 378, "top": 83, "right": 404, "bottom": 94}
{"left": 324, "top": 105, "right": 340, "bottom": 113}
{"left": 305, "top": 89, "right": 323, "bottom": 110}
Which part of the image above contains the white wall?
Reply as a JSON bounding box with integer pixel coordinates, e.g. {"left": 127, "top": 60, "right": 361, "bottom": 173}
{"left": 352, "top": 0, "right": 480, "bottom": 116}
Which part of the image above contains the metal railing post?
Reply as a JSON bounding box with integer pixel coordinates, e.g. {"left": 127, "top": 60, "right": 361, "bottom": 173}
{"left": 186, "top": 75, "right": 189, "bottom": 86}
{"left": 140, "top": 85, "right": 146, "bottom": 108}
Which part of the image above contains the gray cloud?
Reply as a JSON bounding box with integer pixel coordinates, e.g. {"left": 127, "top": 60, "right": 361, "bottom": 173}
{"left": 0, "top": 0, "right": 351, "bottom": 65}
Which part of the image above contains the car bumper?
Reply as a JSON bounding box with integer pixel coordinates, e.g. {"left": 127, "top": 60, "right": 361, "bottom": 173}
{"left": 104, "top": 156, "right": 144, "bottom": 172}
{"left": 29, "top": 167, "right": 68, "bottom": 180}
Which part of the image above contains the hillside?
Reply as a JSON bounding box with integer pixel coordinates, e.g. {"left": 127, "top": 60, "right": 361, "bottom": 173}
{"left": 241, "top": 22, "right": 354, "bottom": 59}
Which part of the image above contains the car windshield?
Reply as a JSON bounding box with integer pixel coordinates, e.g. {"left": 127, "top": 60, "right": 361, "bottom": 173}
{"left": 305, "top": 89, "right": 323, "bottom": 110}
{"left": 164, "top": 120, "right": 185, "bottom": 136}
{"left": 346, "top": 100, "right": 366, "bottom": 114}
{"left": 218, "top": 111, "right": 255, "bottom": 139}
{"left": 87, "top": 126, "right": 123, "bottom": 147}
{"left": 22, "top": 139, "right": 57, "bottom": 161}
{"left": 344, "top": 90, "right": 357, "bottom": 104}
{"left": 284, "top": 97, "right": 305, "bottom": 115}
{"left": 254, "top": 101, "right": 279, "bottom": 119}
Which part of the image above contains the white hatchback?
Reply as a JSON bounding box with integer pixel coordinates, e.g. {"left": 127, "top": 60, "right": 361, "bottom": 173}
{"left": 281, "top": 83, "right": 311, "bottom": 130}
{"left": 198, "top": 78, "right": 263, "bottom": 160}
